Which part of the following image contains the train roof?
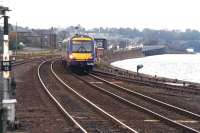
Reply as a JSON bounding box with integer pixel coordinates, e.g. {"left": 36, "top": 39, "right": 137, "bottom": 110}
{"left": 71, "top": 34, "right": 94, "bottom": 41}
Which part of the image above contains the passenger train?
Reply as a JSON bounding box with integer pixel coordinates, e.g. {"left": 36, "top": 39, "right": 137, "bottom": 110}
{"left": 63, "top": 34, "right": 96, "bottom": 72}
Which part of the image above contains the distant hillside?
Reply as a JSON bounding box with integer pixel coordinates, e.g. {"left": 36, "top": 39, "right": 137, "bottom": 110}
{"left": 1, "top": 25, "right": 200, "bottom": 53}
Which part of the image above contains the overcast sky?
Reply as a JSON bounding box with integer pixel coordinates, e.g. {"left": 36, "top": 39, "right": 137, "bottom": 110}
{"left": 2, "top": 0, "right": 200, "bottom": 30}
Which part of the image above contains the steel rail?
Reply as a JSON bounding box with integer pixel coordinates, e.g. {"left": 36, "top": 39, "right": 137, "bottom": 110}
{"left": 12, "top": 57, "right": 45, "bottom": 66}
{"left": 38, "top": 60, "right": 87, "bottom": 133}
{"left": 51, "top": 60, "right": 138, "bottom": 133}
{"left": 93, "top": 70, "right": 200, "bottom": 94}
{"left": 87, "top": 74, "right": 200, "bottom": 133}
{"left": 90, "top": 73, "right": 200, "bottom": 120}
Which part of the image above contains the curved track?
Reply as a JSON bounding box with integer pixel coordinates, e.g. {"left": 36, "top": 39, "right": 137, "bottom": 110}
{"left": 38, "top": 60, "right": 138, "bottom": 133}
{"left": 92, "top": 70, "right": 200, "bottom": 115}
{"left": 84, "top": 73, "right": 200, "bottom": 132}
{"left": 93, "top": 70, "right": 200, "bottom": 95}
{"left": 16, "top": 58, "right": 74, "bottom": 132}
{"left": 53, "top": 62, "right": 200, "bottom": 133}
{"left": 38, "top": 60, "right": 87, "bottom": 133}
{"left": 53, "top": 60, "right": 193, "bottom": 133}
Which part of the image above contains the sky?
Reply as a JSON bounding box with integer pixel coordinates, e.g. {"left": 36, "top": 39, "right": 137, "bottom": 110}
{"left": 2, "top": 0, "right": 200, "bottom": 30}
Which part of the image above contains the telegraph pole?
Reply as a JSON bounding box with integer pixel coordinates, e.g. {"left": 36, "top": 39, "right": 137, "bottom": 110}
{"left": 0, "top": 6, "right": 17, "bottom": 133}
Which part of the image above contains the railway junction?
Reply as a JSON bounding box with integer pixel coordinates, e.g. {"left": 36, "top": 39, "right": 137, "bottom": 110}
{"left": 0, "top": 5, "right": 200, "bottom": 133}
{"left": 1, "top": 51, "right": 198, "bottom": 133}
{"left": 1, "top": 25, "right": 200, "bottom": 132}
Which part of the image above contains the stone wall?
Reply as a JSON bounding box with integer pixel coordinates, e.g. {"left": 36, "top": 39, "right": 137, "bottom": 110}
{"left": 102, "top": 48, "right": 144, "bottom": 64}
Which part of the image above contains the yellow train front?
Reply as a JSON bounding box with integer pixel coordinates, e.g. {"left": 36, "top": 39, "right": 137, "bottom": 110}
{"left": 65, "top": 34, "right": 96, "bottom": 72}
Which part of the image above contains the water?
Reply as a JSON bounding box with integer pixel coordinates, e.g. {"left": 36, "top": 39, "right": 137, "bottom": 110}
{"left": 111, "top": 54, "right": 200, "bottom": 83}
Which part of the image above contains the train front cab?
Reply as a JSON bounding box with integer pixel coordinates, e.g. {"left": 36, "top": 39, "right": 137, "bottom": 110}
{"left": 67, "top": 36, "right": 96, "bottom": 73}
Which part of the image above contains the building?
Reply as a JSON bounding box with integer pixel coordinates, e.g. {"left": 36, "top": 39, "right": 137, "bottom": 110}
{"left": 142, "top": 45, "right": 166, "bottom": 56}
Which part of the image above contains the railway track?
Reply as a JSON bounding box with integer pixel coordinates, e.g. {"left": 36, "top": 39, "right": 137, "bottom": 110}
{"left": 56, "top": 65, "right": 200, "bottom": 132}
{"left": 92, "top": 70, "right": 200, "bottom": 115}
{"left": 0, "top": 57, "right": 44, "bottom": 71}
{"left": 12, "top": 58, "right": 40, "bottom": 66}
{"left": 38, "top": 60, "right": 138, "bottom": 133}
{"left": 78, "top": 73, "right": 200, "bottom": 132}
{"left": 53, "top": 60, "right": 192, "bottom": 133}
{"left": 16, "top": 57, "right": 76, "bottom": 133}
{"left": 93, "top": 70, "right": 200, "bottom": 95}
{"left": 38, "top": 60, "right": 86, "bottom": 132}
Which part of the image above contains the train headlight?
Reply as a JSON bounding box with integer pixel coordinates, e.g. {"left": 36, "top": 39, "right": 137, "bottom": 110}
{"left": 69, "top": 54, "right": 74, "bottom": 59}
{"left": 88, "top": 56, "right": 93, "bottom": 59}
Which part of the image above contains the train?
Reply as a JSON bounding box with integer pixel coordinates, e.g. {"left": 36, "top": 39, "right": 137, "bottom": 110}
{"left": 62, "top": 34, "right": 96, "bottom": 72}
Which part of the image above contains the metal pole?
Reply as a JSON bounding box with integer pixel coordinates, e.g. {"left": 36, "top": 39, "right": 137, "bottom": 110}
{"left": 3, "top": 15, "right": 10, "bottom": 99}
{"left": 2, "top": 13, "right": 9, "bottom": 133}
{"left": 15, "top": 22, "right": 17, "bottom": 55}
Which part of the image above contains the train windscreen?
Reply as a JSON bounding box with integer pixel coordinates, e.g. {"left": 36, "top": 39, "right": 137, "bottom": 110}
{"left": 71, "top": 40, "right": 93, "bottom": 53}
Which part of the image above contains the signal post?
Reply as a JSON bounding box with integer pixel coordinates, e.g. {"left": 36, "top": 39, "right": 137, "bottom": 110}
{"left": 0, "top": 6, "right": 17, "bottom": 133}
